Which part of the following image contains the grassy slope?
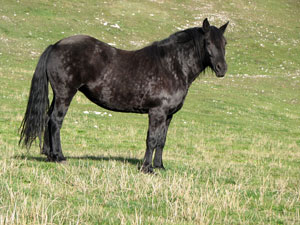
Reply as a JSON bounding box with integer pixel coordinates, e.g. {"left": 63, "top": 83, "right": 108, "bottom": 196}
{"left": 0, "top": 0, "right": 300, "bottom": 224}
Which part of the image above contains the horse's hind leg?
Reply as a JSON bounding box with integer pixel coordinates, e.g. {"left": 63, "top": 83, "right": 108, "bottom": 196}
{"left": 41, "top": 100, "right": 54, "bottom": 156}
{"left": 46, "top": 92, "right": 76, "bottom": 162}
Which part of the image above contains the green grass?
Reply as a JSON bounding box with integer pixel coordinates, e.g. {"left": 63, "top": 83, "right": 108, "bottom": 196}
{"left": 1, "top": 0, "right": 300, "bottom": 224}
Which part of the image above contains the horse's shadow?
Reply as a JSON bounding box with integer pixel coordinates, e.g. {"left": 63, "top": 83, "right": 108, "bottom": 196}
{"left": 14, "top": 154, "right": 142, "bottom": 166}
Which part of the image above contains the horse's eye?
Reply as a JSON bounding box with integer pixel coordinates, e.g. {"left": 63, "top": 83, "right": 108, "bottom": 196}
{"left": 206, "top": 41, "right": 212, "bottom": 46}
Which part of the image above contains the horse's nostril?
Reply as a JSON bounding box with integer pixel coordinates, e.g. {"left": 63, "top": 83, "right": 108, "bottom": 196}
{"left": 216, "top": 63, "right": 222, "bottom": 72}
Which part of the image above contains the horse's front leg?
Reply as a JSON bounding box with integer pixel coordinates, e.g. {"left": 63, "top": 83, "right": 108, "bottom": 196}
{"left": 141, "top": 108, "right": 167, "bottom": 173}
{"left": 153, "top": 114, "right": 173, "bottom": 169}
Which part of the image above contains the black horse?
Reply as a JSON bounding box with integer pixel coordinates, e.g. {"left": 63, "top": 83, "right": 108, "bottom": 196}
{"left": 19, "top": 18, "right": 228, "bottom": 173}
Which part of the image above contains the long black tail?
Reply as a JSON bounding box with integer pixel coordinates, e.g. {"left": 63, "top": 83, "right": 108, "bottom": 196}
{"left": 19, "top": 45, "right": 53, "bottom": 149}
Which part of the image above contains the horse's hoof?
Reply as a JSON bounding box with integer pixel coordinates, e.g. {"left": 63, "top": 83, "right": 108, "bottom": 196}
{"left": 140, "top": 165, "right": 154, "bottom": 174}
{"left": 46, "top": 155, "right": 66, "bottom": 163}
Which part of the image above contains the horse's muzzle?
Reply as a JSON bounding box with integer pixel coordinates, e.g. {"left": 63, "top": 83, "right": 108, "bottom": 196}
{"left": 214, "top": 62, "right": 227, "bottom": 78}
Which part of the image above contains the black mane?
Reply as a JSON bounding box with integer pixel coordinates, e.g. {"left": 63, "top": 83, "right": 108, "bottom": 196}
{"left": 142, "top": 27, "right": 205, "bottom": 65}
{"left": 178, "top": 28, "right": 205, "bottom": 60}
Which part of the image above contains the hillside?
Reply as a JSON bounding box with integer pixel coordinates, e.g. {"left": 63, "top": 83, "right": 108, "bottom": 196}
{"left": 0, "top": 0, "right": 300, "bottom": 224}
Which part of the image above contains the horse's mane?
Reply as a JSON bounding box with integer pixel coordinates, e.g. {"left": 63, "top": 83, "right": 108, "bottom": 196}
{"left": 144, "top": 27, "right": 205, "bottom": 64}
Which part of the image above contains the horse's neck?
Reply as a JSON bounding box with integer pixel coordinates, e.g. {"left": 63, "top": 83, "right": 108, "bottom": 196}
{"left": 160, "top": 43, "right": 205, "bottom": 86}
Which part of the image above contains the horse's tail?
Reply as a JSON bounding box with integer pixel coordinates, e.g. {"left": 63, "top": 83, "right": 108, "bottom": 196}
{"left": 19, "top": 45, "right": 53, "bottom": 149}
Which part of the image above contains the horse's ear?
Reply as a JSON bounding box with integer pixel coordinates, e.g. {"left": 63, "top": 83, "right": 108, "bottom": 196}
{"left": 202, "top": 18, "right": 210, "bottom": 33}
{"left": 219, "top": 21, "right": 229, "bottom": 34}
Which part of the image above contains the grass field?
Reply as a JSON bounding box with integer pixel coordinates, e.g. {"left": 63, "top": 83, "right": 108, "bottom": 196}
{"left": 1, "top": 0, "right": 300, "bottom": 224}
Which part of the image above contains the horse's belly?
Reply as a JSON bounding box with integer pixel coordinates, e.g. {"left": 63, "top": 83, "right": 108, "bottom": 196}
{"left": 79, "top": 84, "right": 150, "bottom": 113}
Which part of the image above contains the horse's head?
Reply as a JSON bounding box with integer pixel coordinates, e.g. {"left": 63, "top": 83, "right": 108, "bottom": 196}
{"left": 202, "top": 18, "right": 229, "bottom": 77}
